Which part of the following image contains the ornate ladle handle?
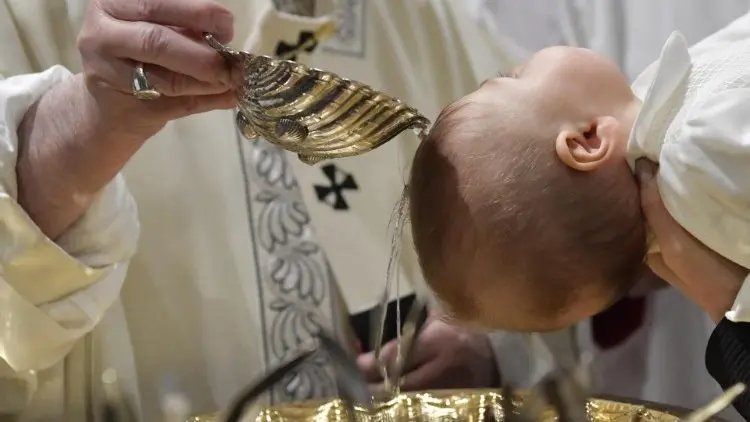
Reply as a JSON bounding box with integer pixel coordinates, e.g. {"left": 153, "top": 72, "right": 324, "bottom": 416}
{"left": 203, "top": 33, "right": 243, "bottom": 61}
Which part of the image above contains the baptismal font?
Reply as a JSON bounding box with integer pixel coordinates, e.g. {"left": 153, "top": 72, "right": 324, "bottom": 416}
{"left": 99, "top": 291, "right": 745, "bottom": 422}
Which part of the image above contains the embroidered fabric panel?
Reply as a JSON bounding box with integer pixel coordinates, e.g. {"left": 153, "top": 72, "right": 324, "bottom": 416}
{"left": 237, "top": 134, "right": 341, "bottom": 403}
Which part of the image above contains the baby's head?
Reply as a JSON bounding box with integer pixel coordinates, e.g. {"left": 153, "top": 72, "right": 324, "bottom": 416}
{"left": 410, "top": 46, "right": 647, "bottom": 332}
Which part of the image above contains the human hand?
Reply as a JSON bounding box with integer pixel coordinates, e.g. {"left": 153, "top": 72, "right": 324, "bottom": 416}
{"left": 76, "top": 0, "right": 239, "bottom": 139}
{"left": 356, "top": 315, "right": 499, "bottom": 392}
{"left": 636, "top": 158, "right": 747, "bottom": 321}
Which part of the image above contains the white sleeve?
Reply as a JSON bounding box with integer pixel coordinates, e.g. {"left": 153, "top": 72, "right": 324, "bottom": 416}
{"left": 727, "top": 275, "right": 750, "bottom": 323}
{"left": 653, "top": 87, "right": 750, "bottom": 323}
{"left": 687, "top": 12, "right": 750, "bottom": 58}
{"left": 0, "top": 66, "right": 139, "bottom": 372}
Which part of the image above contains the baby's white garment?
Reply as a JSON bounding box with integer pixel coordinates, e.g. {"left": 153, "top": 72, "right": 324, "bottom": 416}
{"left": 626, "top": 12, "right": 750, "bottom": 322}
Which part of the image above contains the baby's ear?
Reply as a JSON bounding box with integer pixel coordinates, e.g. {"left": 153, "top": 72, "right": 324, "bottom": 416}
{"left": 555, "top": 116, "right": 619, "bottom": 172}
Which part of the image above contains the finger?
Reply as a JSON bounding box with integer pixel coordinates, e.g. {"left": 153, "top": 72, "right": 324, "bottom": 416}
{"left": 369, "top": 359, "right": 449, "bottom": 393}
{"left": 102, "top": 0, "right": 234, "bottom": 42}
{"left": 126, "top": 91, "right": 236, "bottom": 123}
{"left": 388, "top": 334, "right": 437, "bottom": 373}
{"left": 154, "top": 91, "right": 237, "bottom": 120}
{"left": 399, "top": 359, "right": 449, "bottom": 391}
{"left": 645, "top": 253, "right": 681, "bottom": 286}
{"left": 634, "top": 159, "right": 685, "bottom": 240}
{"left": 358, "top": 338, "right": 430, "bottom": 383}
{"left": 634, "top": 158, "right": 659, "bottom": 213}
{"left": 359, "top": 339, "right": 400, "bottom": 383}
{"left": 378, "top": 339, "right": 400, "bottom": 364}
{"left": 95, "top": 19, "right": 232, "bottom": 85}
{"left": 356, "top": 352, "right": 383, "bottom": 383}
{"left": 88, "top": 58, "right": 233, "bottom": 97}
{"left": 143, "top": 65, "right": 234, "bottom": 97}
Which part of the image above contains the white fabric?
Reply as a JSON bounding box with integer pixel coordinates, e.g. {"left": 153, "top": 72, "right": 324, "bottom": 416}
{"left": 0, "top": 66, "right": 138, "bottom": 414}
{"left": 625, "top": 13, "right": 750, "bottom": 323}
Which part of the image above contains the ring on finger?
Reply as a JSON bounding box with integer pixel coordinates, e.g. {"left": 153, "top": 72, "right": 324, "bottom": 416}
{"left": 131, "top": 63, "right": 161, "bottom": 100}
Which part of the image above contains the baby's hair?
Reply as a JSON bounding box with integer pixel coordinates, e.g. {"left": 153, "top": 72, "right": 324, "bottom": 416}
{"left": 408, "top": 98, "right": 484, "bottom": 320}
{"left": 409, "top": 95, "right": 647, "bottom": 328}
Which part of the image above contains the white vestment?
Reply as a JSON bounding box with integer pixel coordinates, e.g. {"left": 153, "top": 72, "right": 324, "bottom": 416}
{"left": 0, "top": 0, "right": 528, "bottom": 420}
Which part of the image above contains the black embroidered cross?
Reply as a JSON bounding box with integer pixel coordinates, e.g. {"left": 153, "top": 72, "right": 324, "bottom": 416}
{"left": 275, "top": 30, "right": 319, "bottom": 61}
{"left": 314, "top": 164, "right": 358, "bottom": 211}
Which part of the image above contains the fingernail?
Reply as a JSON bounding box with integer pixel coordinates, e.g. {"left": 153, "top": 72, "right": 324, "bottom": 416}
{"left": 215, "top": 12, "right": 235, "bottom": 42}
{"left": 635, "top": 158, "right": 655, "bottom": 183}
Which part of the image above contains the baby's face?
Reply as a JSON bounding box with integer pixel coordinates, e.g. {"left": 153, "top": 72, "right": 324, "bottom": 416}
{"left": 470, "top": 46, "right": 632, "bottom": 133}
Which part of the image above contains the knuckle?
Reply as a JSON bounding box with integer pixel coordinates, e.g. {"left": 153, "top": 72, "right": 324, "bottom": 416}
{"left": 167, "top": 73, "right": 189, "bottom": 96}
{"left": 133, "top": 0, "right": 158, "bottom": 20}
{"left": 140, "top": 26, "right": 168, "bottom": 57}
{"left": 76, "top": 21, "right": 105, "bottom": 57}
{"left": 182, "top": 96, "right": 202, "bottom": 114}
{"left": 81, "top": 62, "right": 106, "bottom": 85}
{"left": 196, "top": 56, "right": 229, "bottom": 84}
{"left": 76, "top": 30, "right": 96, "bottom": 56}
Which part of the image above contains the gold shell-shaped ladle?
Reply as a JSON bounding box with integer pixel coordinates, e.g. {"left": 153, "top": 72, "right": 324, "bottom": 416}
{"left": 205, "top": 33, "right": 431, "bottom": 165}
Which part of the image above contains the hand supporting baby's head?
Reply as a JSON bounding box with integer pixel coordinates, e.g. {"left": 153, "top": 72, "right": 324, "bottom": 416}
{"left": 409, "top": 46, "right": 647, "bottom": 332}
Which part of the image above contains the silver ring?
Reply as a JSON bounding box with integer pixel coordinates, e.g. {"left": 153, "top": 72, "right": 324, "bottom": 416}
{"left": 131, "top": 63, "right": 161, "bottom": 100}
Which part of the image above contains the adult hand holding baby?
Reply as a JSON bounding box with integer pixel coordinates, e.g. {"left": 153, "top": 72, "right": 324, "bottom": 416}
{"left": 356, "top": 312, "right": 499, "bottom": 392}
{"left": 635, "top": 159, "right": 747, "bottom": 322}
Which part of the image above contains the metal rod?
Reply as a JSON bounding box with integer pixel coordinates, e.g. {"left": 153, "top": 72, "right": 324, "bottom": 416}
{"left": 221, "top": 350, "right": 316, "bottom": 422}
{"left": 388, "top": 298, "right": 429, "bottom": 395}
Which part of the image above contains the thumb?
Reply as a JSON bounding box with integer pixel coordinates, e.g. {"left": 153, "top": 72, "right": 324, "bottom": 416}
{"left": 634, "top": 158, "right": 678, "bottom": 236}
{"left": 645, "top": 252, "right": 681, "bottom": 287}
{"left": 634, "top": 157, "right": 656, "bottom": 184}
{"left": 356, "top": 340, "right": 399, "bottom": 382}
{"left": 634, "top": 158, "right": 659, "bottom": 213}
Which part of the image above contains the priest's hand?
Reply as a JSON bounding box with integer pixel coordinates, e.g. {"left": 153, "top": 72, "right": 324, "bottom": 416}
{"left": 636, "top": 158, "right": 747, "bottom": 322}
{"left": 77, "top": 0, "right": 239, "bottom": 138}
{"left": 356, "top": 316, "right": 499, "bottom": 392}
{"left": 18, "top": 0, "right": 239, "bottom": 238}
